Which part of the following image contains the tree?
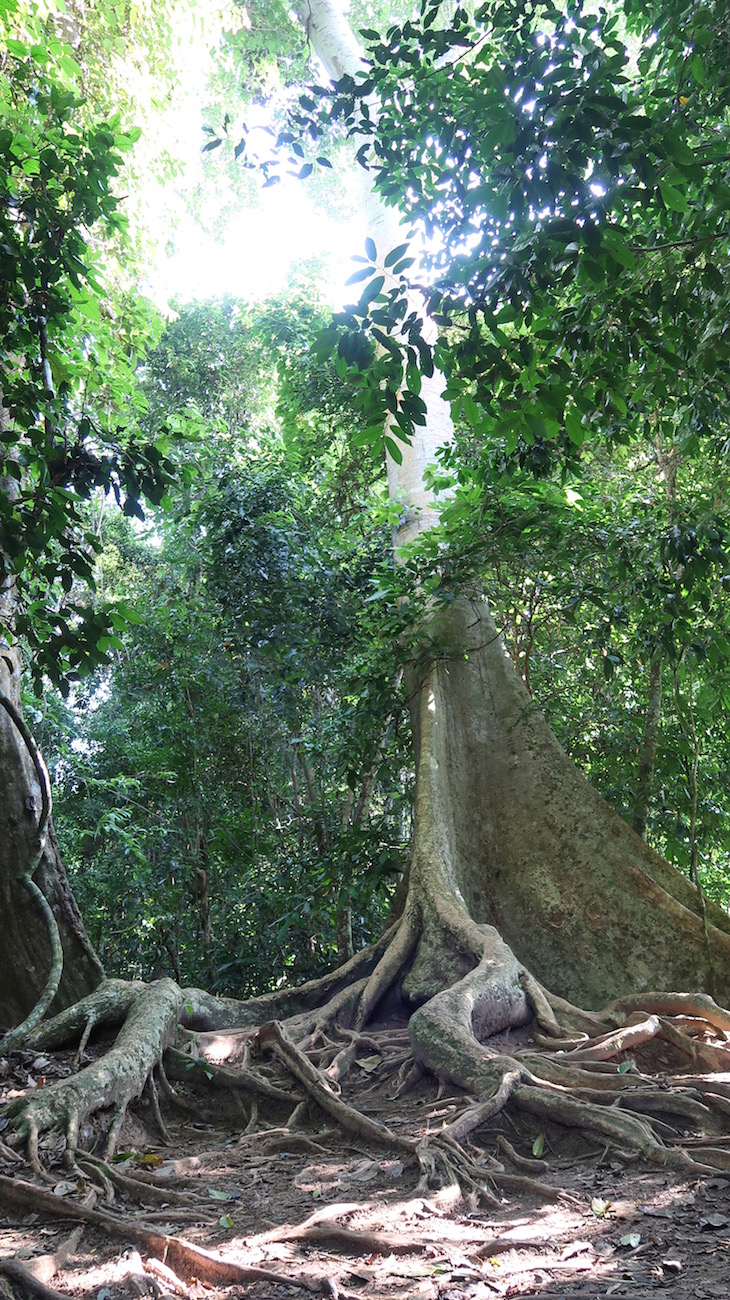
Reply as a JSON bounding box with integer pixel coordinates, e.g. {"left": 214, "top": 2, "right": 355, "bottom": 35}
{"left": 6, "top": 0, "right": 730, "bottom": 1192}
{"left": 0, "top": 3, "right": 178, "bottom": 1031}
{"left": 49, "top": 296, "right": 411, "bottom": 990}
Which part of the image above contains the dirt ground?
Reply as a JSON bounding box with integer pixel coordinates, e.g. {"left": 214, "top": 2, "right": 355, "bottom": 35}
{"left": 1, "top": 1028, "right": 729, "bottom": 1300}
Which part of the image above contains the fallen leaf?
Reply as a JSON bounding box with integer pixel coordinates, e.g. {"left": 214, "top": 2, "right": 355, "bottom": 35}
{"left": 355, "top": 1055, "right": 381, "bottom": 1073}
{"left": 532, "top": 1133, "right": 545, "bottom": 1158}
{"left": 135, "top": 1152, "right": 163, "bottom": 1168}
{"left": 591, "top": 1197, "right": 612, "bottom": 1218}
{"left": 207, "top": 1189, "right": 230, "bottom": 1201}
{"left": 619, "top": 1233, "right": 641, "bottom": 1249}
{"left": 219, "top": 1214, "right": 234, "bottom": 1229}
{"left": 348, "top": 1159, "right": 380, "bottom": 1182}
{"left": 699, "top": 1213, "right": 729, "bottom": 1230}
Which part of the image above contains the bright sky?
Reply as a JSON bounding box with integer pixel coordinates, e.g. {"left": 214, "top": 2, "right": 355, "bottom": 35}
{"left": 155, "top": 183, "right": 364, "bottom": 307}
{"left": 138, "top": 4, "right": 365, "bottom": 310}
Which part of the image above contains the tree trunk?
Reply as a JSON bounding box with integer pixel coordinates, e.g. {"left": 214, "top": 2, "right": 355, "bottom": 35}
{"left": 401, "top": 599, "right": 730, "bottom": 1015}
{"left": 0, "top": 551, "right": 103, "bottom": 1032}
{"left": 6, "top": 0, "right": 730, "bottom": 1174}
{"left": 632, "top": 655, "right": 663, "bottom": 840}
{"left": 294, "top": 0, "right": 730, "bottom": 1011}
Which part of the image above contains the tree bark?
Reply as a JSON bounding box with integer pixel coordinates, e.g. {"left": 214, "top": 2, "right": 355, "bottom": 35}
{"left": 6, "top": 0, "right": 730, "bottom": 1172}
{"left": 0, "top": 470, "right": 103, "bottom": 1032}
{"left": 401, "top": 598, "right": 730, "bottom": 1012}
{"left": 632, "top": 655, "right": 662, "bottom": 840}
{"left": 294, "top": 0, "right": 730, "bottom": 1010}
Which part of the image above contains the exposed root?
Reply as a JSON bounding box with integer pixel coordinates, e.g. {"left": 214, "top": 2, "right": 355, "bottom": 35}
{"left": 0, "top": 1258, "right": 68, "bottom": 1300}
{"left": 440, "top": 1071, "right": 521, "bottom": 1143}
{"left": 6, "top": 900, "right": 730, "bottom": 1213}
{"left": 181, "top": 924, "right": 398, "bottom": 1031}
{"left": 495, "top": 1133, "right": 549, "bottom": 1174}
{"left": 353, "top": 913, "right": 419, "bottom": 1031}
{"left": 0, "top": 1174, "right": 319, "bottom": 1291}
{"left": 254, "top": 1020, "right": 415, "bottom": 1152}
{"left": 77, "top": 1153, "right": 202, "bottom": 1209}
{"left": 4, "top": 979, "right": 183, "bottom": 1163}
{"left": 27, "top": 979, "right": 145, "bottom": 1052}
{"left": 324, "top": 1028, "right": 384, "bottom": 1085}
{"left": 607, "top": 991, "right": 730, "bottom": 1031}
{"left": 247, "top": 1204, "right": 431, "bottom": 1255}
{"left": 144, "top": 1071, "right": 169, "bottom": 1142}
{"left": 166, "top": 1043, "right": 298, "bottom": 1103}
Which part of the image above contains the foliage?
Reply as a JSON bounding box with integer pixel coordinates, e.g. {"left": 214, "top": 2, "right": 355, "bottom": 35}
{"left": 15, "top": 0, "right": 730, "bottom": 991}
{"left": 251, "top": 1, "right": 729, "bottom": 468}
{"left": 221, "top": 0, "right": 730, "bottom": 906}
{"left": 0, "top": 0, "right": 191, "bottom": 690}
{"left": 40, "top": 298, "right": 412, "bottom": 993}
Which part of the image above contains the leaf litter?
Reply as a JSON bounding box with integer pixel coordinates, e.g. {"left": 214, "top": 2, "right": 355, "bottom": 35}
{"left": 2, "top": 1035, "right": 730, "bottom": 1299}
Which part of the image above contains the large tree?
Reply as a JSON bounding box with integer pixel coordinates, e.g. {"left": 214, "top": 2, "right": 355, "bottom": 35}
{"left": 6, "top": 0, "right": 730, "bottom": 1189}
{"left": 0, "top": 2, "right": 184, "bottom": 1030}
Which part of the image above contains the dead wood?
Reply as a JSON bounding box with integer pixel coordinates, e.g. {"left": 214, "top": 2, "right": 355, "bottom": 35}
{"left": 0, "top": 1175, "right": 318, "bottom": 1291}
{"left": 0, "top": 1259, "right": 68, "bottom": 1300}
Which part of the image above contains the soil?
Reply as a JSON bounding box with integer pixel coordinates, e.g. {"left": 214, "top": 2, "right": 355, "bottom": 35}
{"left": 1, "top": 1027, "right": 729, "bottom": 1300}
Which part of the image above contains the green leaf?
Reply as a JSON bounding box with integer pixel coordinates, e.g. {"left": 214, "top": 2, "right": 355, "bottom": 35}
{"left": 384, "top": 242, "right": 409, "bottom": 268}
{"left": 658, "top": 182, "right": 688, "bottom": 212}
{"left": 565, "top": 407, "right": 584, "bottom": 446}
{"left": 384, "top": 435, "right": 403, "bottom": 464}
{"left": 532, "top": 1133, "right": 545, "bottom": 1158}
{"left": 352, "top": 426, "right": 382, "bottom": 446}
{"left": 463, "top": 393, "right": 479, "bottom": 426}
{"left": 346, "top": 266, "right": 375, "bottom": 286}
{"left": 602, "top": 229, "right": 635, "bottom": 268}
{"left": 360, "top": 274, "right": 385, "bottom": 303}
{"left": 364, "top": 236, "right": 377, "bottom": 262}
{"left": 219, "top": 1214, "right": 235, "bottom": 1229}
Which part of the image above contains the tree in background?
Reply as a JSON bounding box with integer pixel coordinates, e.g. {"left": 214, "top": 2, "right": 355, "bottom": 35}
{"left": 48, "top": 296, "right": 411, "bottom": 991}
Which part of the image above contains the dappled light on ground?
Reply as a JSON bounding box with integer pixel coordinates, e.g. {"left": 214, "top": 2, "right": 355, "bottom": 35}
{"left": 2, "top": 1033, "right": 730, "bottom": 1299}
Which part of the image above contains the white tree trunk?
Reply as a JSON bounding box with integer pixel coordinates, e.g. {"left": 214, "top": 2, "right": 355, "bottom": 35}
{"left": 296, "top": 0, "right": 453, "bottom": 549}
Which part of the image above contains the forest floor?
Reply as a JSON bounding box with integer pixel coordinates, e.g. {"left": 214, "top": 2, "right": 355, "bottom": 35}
{"left": 1, "top": 1023, "right": 729, "bottom": 1300}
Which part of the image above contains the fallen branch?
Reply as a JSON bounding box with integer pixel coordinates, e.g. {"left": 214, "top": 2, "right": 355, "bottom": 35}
{"left": 0, "top": 1175, "right": 318, "bottom": 1292}
{"left": 0, "top": 1259, "right": 67, "bottom": 1300}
